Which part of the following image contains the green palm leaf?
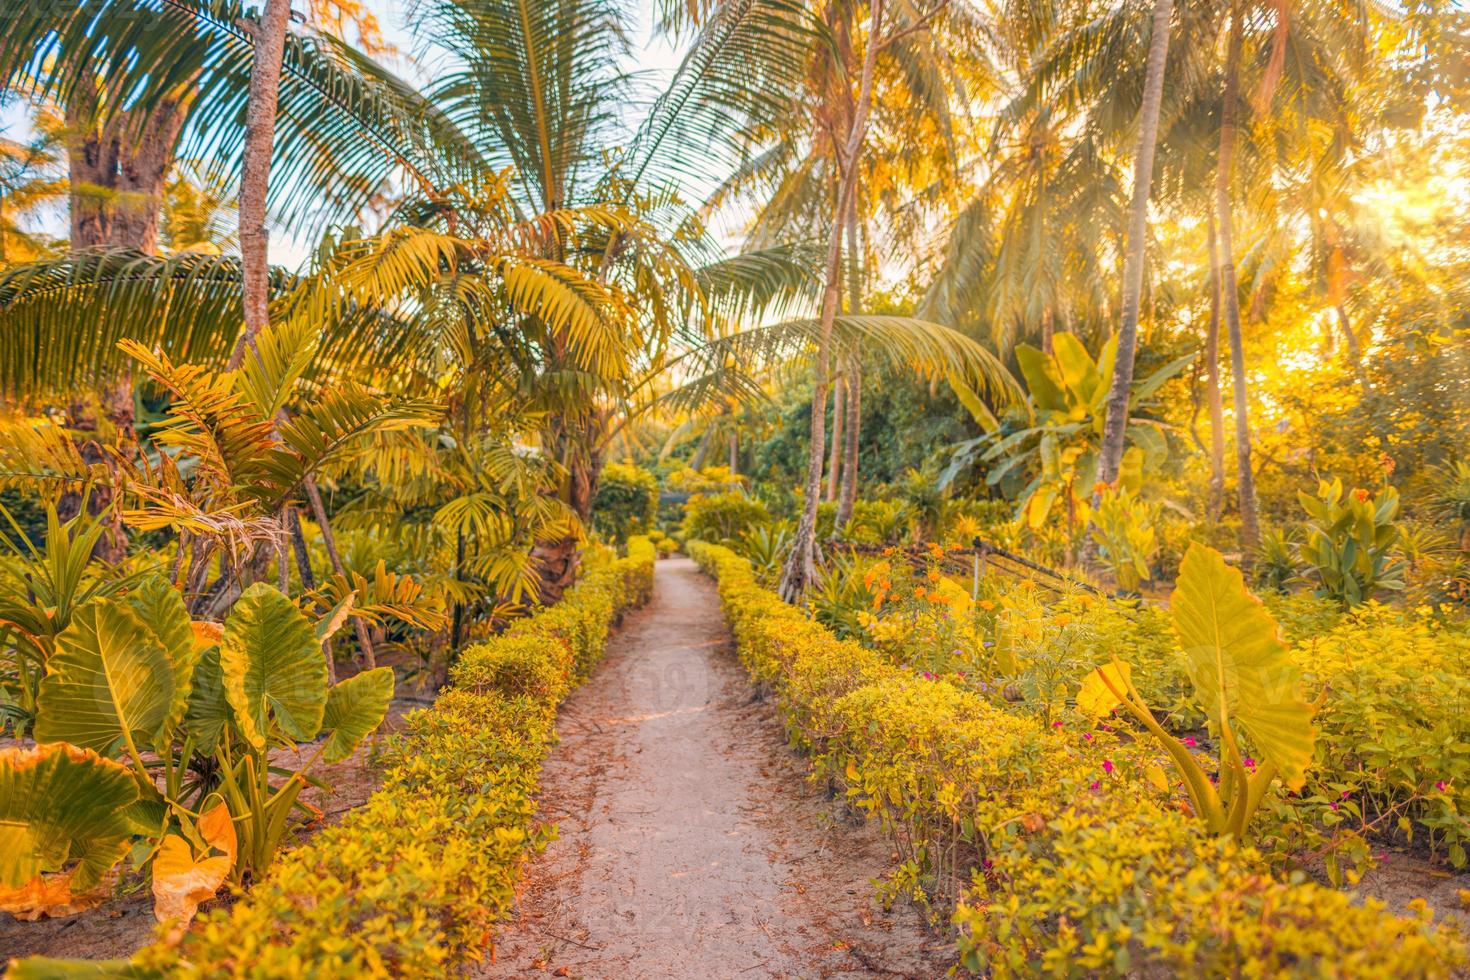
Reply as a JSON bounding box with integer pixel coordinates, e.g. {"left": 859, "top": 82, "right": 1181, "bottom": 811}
{"left": 0, "top": 0, "right": 484, "bottom": 230}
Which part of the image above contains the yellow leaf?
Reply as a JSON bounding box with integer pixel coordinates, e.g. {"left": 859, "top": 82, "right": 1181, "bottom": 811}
{"left": 0, "top": 869, "right": 113, "bottom": 921}
{"left": 1145, "top": 764, "right": 1170, "bottom": 793}
{"left": 152, "top": 801, "right": 236, "bottom": 925}
{"left": 1077, "top": 661, "right": 1132, "bottom": 719}
{"left": 1171, "top": 545, "right": 1317, "bottom": 789}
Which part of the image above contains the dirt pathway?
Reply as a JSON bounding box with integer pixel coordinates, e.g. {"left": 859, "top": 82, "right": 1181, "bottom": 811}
{"left": 480, "top": 558, "right": 953, "bottom": 980}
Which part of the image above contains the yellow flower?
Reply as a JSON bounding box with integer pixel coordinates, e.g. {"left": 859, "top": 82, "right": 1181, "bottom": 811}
{"left": 978, "top": 599, "right": 996, "bottom": 612}
{"left": 1053, "top": 613, "right": 1072, "bottom": 628}
{"left": 927, "top": 569, "right": 942, "bottom": 584}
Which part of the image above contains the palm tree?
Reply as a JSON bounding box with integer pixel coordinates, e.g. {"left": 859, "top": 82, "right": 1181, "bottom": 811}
{"left": 0, "top": 0, "right": 1018, "bottom": 605}
{"left": 1213, "top": 1, "right": 1261, "bottom": 552}
{"left": 0, "top": 106, "right": 67, "bottom": 265}
{"left": 1093, "top": 0, "right": 1175, "bottom": 494}
{"left": 228, "top": 0, "right": 291, "bottom": 371}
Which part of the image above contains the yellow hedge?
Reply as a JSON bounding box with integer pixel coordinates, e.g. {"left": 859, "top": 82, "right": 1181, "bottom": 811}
{"left": 13, "top": 539, "right": 656, "bottom": 980}
{"left": 688, "top": 541, "right": 1464, "bottom": 979}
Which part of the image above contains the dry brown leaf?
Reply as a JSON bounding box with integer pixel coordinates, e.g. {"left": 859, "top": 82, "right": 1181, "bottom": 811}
{"left": 151, "top": 801, "right": 237, "bottom": 926}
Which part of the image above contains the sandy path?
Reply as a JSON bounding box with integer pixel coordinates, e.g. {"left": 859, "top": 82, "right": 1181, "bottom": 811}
{"left": 479, "top": 558, "right": 953, "bottom": 980}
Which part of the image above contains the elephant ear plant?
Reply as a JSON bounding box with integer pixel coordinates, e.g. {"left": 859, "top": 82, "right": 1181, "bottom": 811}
{"left": 1079, "top": 544, "right": 1319, "bottom": 838}
{"left": 0, "top": 576, "right": 393, "bottom": 924}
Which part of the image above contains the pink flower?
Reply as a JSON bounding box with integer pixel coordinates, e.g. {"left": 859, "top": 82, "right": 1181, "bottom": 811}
{"left": 1083, "top": 732, "right": 1093, "bottom": 742}
{"left": 1340, "top": 790, "right": 1351, "bottom": 799}
{"left": 1243, "top": 757, "right": 1256, "bottom": 770}
{"left": 1089, "top": 780, "right": 1100, "bottom": 791}
{"left": 1331, "top": 801, "right": 1340, "bottom": 811}
{"left": 1102, "top": 760, "right": 1115, "bottom": 775}
{"left": 1437, "top": 781, "right": 1449, "bottom": 792}
{"left": 1182, "top": 737, "right": 1197, "bottom": 748}
{"left": 1052, "top": 720, "right": 1064, "bottom": 729}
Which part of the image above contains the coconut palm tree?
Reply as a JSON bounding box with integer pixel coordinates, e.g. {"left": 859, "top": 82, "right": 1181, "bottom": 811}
{"left": 0, "top": 0, "right": 1019, "bottom": 604}
{"left": 1092, "top": 0, "right": 1175, "bottom": 497}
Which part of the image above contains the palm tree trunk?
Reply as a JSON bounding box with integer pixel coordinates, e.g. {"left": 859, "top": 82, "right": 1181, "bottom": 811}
{"left": 1336, "top": 303, "right": 1371, "bottom": 393}
{"left": 227, "top": 0, "right": 292, "bottom": 371}
{"left": 303, "top": 475, "right": 376, "bottom": 669}
{"left": 1215, "top": 3, "right": 1261, "bottom": 554}
{"left": 826, "top": 379, "right": 844, "bottom": 501}
{"left": 779, "top": 0, "right": 885, "bottom": 602}
{"left": 835, "top": 208, "right": 863, "bottom": 535}
{"left": 1205, "top": 211, "right": 1226, "bottom": 519}
{"left": 1093, "top": 0, "right": 1175, "bottom": 492}
{"left": 728, "top": 432, "right": 739, "bottom": 474}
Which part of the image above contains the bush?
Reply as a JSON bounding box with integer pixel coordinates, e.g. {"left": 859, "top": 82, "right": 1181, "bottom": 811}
{"left": 688, "top": 541, "right": 1465, "bottom": 978}
{"left": 592, "top": 463, "right": 658, "bottom": 542}
{"left": 680, "top": 490, "right": 769, "bottom": 543}
{"left": 17, "top": 540, "right": 656, "bottom": 978}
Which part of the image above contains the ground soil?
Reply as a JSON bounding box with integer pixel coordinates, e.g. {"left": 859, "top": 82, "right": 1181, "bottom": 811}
{"left": 477, "top": 557, "right": 955, "bottom": 980}
{"left": 0, "top": 697, "right": 415, "bottom": 968}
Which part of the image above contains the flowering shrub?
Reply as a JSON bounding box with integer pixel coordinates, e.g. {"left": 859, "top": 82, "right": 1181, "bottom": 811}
{"left": 689, "top": 540, "right": 1464, "bottom": 977}
{"left": 1298, "top": 478, "right": 1404, "bottom": 606}
{"left": 12, "top": 539, "right": 656, "bottom": 978}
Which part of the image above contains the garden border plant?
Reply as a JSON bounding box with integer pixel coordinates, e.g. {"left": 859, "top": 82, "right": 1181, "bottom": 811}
{"left": 688, "top": 540, "right": 1465, "bottom": 977}
{"left": 9, "top": 537, "right": 656, "bottom": 978}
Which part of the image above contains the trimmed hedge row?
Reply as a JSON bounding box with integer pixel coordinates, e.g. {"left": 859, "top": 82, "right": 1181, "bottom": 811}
{"left": 688, "top": 541, "right": 1465, "bottom": 978}
{"left": 18, "top": 539, "right": 656, "bottom": 979}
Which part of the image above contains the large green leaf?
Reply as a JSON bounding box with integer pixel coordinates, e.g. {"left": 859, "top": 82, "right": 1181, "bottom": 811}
{"left": 123, "top": 576, "right": 198, "bottom": 734}
{"left": 34, "top": 602, "right": 174, "bottom": 758}
{"left": 219, "top": 585, "right": 327, "bottom": 750}
{"left": 1170, "top": 544, "right": 1316, "bottom": 789}
{"left": 0, "top": 745, "right": 138, "bottom": 890}
{"left": 1015, "top": 344, "right": 1066, "bottom": 413}
{"left": 184, "top": 643, "right": 229, "bottom": 756}
{"left": 1048, "top": 332, "right": 1099, "bottom": 408}
{"left": 320, "top": 668, "right": 396, "bottom": 764}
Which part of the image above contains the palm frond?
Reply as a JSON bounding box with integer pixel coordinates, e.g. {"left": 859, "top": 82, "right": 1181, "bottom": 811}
{"left": 1, "top": 0, "right": 486, "bottom": 230}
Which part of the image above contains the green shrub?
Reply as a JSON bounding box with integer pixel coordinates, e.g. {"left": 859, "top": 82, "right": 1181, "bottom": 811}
{"left": 689, "top": 540, "right": 1464, "bottom": 978}
{"left": 680, "top": 490, "right": 769, "bottom": 543}
{"left": 1299, "top": 478, "right": 1404, "bottom": 606}
{"left": 15, "top": 539, "right": 656, "bottom": 979}
{"left": 592, "top": 463, "right": 658, "bottom": 542}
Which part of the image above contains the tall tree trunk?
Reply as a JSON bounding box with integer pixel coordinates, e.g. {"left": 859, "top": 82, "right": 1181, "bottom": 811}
{"left": 1041, "top": 307, "right": 1055, "bottom": 355}
{"left": 834, "top": 208, "right": 863, "bottom": 535}
{"left": 228, "top": 0, "right": 292, "bottom": 371}
{"left": 826, "top": 378, "right": 844, "bottom": 501}
{"left": 779, "top": 0, "right": 885, "bottom": 602}
{"left": 1335, "top": 303, "right": 1371, "bottom": 393}
{"left": 303, "top": 476, "right": 376, "bottom": 669}
{"left": 1205, "top": 211, "right": 1226, "bottom": 519}
{"left": 532, "top": 421, "right": 603, "bottom": 604}
{"left": 1093, "top": 0, "right": 1175, "bottom": 493}
{"left": 60, "top": 76, "right": 186, "bottom": 561}
{"left": 728, "top": 432, "right": 738, "bottom": 474}
{"left": 1215, "top": 3, "right": 1261, "bottom": 553}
